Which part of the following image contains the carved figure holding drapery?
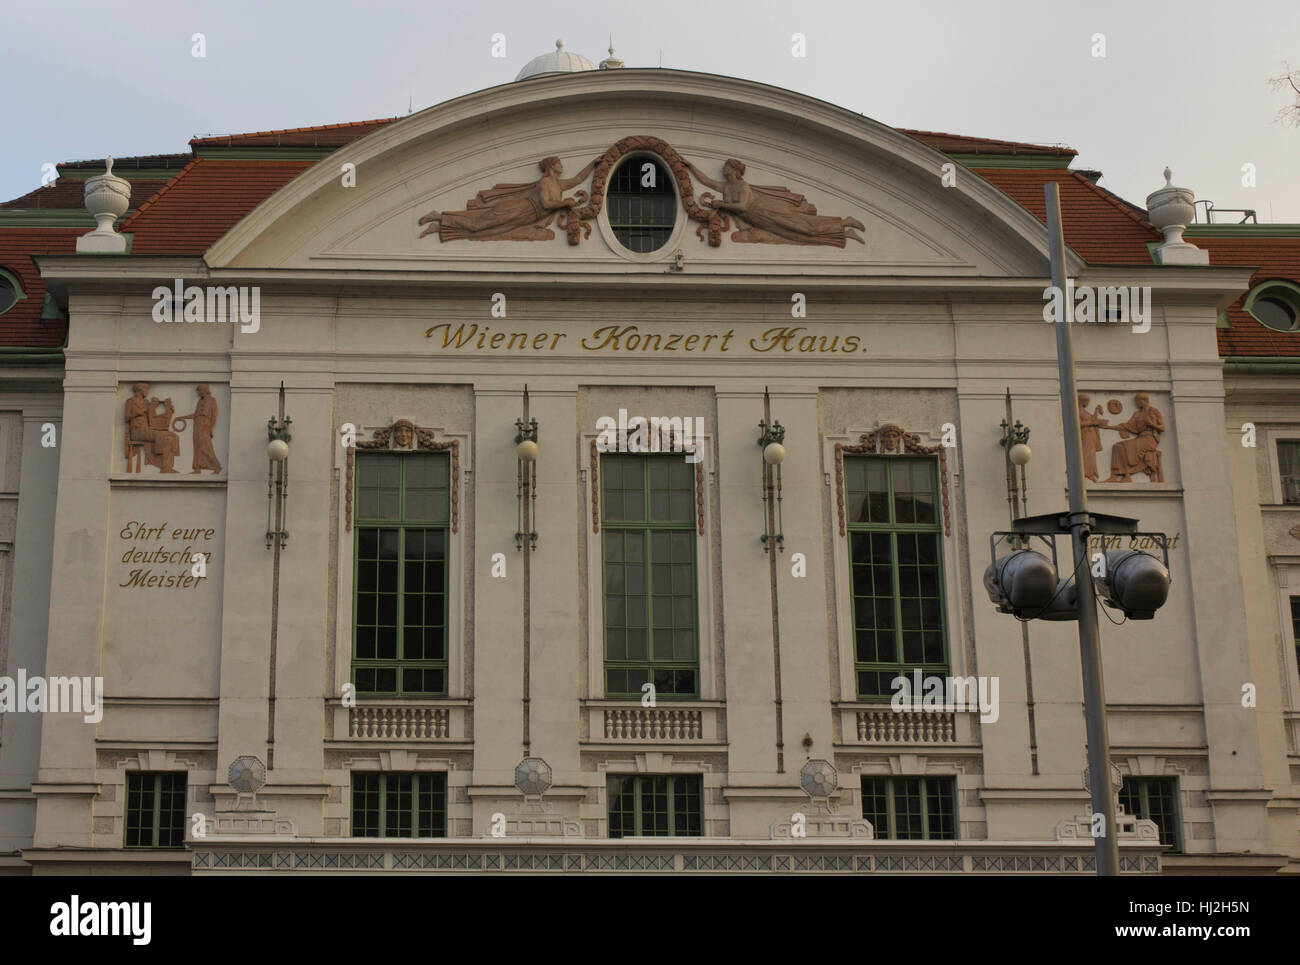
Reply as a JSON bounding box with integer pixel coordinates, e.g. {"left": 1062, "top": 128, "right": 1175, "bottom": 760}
{"left": 173, "top": 383, "right": 222, "bottom": 474}
{"left": 125, "top": 381, "right": 180, "bottom": 473}
{"left": 418, "top": 156, "right": 598, "bottom": 241}
{"left": 1077, "top": 393, "right": 1109, "bottom": 482}
{"left": 685, "top": 159, "right": 864, "bottom": 247}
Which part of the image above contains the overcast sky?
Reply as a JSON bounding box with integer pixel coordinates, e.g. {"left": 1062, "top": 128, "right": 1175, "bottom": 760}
{"left": 3, "top": 0, "right": 1297, "bottom": 221}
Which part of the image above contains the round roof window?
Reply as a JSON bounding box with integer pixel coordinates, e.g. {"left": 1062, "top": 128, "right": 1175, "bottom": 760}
{"left": 0, "top": 272, "right": 20, "bottom": 315}
{"left": 1248, "top": 283, "right": 1300, "bottom": 332}
{"left": 1249, "top": 292, "right": 1299, "bottom": 333}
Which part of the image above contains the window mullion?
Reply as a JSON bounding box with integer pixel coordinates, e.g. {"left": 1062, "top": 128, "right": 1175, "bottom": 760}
{"left": 395, "top": 459, "right": 407, "bottom": 693}
{"left": 151, "top": 774, "right": 163, "bottom": 846}
{"left": 644, "top": 523, "right": 654, "bottom": 665}
{"left": 919, "top": 778, "right": 930, "bottom": 841}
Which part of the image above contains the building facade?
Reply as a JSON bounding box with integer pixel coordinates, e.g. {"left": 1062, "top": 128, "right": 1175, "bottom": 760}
{"left": 2, "top": 54, "right": 1299, "bottom": 874}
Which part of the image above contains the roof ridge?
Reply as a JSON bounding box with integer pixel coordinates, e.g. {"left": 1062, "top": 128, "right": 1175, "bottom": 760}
{"left": 899, "top": 128, "right": 1077, "bottom": 156}
{"left": 1068, "top": 170, "right": 1159, "bottom": 236}
{"left": 190, "top": 117, "right": 399, "bottom": 146}
{"left": 121, "top": 157, "right": 202, "bottom": 230}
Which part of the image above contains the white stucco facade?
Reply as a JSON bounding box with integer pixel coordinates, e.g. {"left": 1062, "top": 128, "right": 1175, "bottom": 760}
{"left": 3, "top": 70, "right": 1297, "bottom": 874}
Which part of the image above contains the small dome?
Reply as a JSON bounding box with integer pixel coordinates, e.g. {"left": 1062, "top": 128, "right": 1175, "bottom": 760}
{"left": 515, "top": 39, "right": 598, "bottom": 81}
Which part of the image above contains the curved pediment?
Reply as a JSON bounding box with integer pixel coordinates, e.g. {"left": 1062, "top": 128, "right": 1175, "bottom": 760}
{"left": 206, "top": 70, "right": 1074, "bottom": 278}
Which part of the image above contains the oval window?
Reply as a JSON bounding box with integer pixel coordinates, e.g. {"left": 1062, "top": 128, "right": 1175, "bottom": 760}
{"left": 606, "top": 156, "right": 676, "bottom": 253}
{"left": 0, "top": 274, "right": 17, "bottom": 315}
{"left": 1249, "top": 294, "right": 1299, "bottom": 333}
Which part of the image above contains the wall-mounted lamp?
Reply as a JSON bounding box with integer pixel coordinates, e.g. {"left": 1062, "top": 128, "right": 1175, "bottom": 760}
{"left": 266, "top": 382, "right": 292, "bottom": 549}
{"left": 758, "top": 388, "right": 785, "bottom": 553}
{"left": 515, "top": 390, "right": 538, "bottom": 551}
{"left": 998, "top": 388, "right": 1031, "bottom": 530}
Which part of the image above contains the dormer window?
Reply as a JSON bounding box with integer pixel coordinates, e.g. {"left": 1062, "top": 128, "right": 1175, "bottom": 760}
{"left": 0, "top": 267, "right": 25, "bottom": 316}
{"left": 1245, "top": 281, "right": 1300, "bottom": 333}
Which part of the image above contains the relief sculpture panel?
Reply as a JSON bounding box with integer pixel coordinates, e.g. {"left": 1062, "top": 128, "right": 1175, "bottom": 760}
{"left": 118, "top": 382, "right": 229, "bottom": 477}
{"left": 1078, "top": 391, "right": 1169, "bottom": 484}
{"left": 417, "top": 135, "right": 864, "bottom": 249}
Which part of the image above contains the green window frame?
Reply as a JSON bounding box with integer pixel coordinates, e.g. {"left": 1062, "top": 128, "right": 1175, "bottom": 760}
{"left": 1118, "top": 776, "right": 1181, "bottom": 851}
{"left": 0, "top": 266, "right": 27, "bottom": 317}
{"left": 352, "top": 451, "right": 450, "bottom": 697}
{"left": 351, "top": 772, "right": 447, "bottom": 837}
{"left": 861, "top": 775, "right": 957, "bottom": 840}
{"left": 601, "top": 453, "right": 699, "bottom": 698}
{"left": 124, "top": 771, "right": 187, "bottom": 848}
{"left": 1279, "top": 440, "right": 1300, "bottom": 505}
{"left": 845, "top": 455, "right": 949, "bottom": 698}
{"left": 607, "top": 774, "right": 702, "bottom": 837}
{"left": 1244, "top": 279, "right": 1300, "bottom": 333}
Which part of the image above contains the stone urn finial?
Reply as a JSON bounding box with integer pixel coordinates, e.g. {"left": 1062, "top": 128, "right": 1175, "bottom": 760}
{"left": 1145, "top": 166, "right": 1207, "bottom": 265}
{"left": 76, "top": 155, "right": 131, "bottom": 253}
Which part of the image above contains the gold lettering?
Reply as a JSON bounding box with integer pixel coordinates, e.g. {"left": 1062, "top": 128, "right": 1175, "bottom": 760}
{"left": 582, "top": 325, "right": 628, "bottom": 350}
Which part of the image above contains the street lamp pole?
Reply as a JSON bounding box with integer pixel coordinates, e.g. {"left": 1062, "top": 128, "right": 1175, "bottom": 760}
{"left": 1044, "top": 182, "right": 1121, "bottom": 875}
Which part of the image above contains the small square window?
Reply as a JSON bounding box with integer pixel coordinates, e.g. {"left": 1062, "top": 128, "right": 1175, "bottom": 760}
{"left": 1118, "top": 776, "right": 1181, "bottom": 851}
{"left": 351, "top": 772, "right": 447, "bottom": 837}
{"left": 607, "top": 774, "right": 702, "bottom": 837}
{"left": 124, "top": 771, "right": 187, "bottom": 849}
{"left": 860, "top": 775, "right": 956, "bottom": 840}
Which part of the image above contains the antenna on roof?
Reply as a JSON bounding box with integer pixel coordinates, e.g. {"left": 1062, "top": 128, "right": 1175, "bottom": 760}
{"left": 407, "top": 94, "right": 413, "bottom": 116}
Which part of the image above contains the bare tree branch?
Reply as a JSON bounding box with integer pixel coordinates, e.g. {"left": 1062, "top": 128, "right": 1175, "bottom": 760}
{"left": 1268, "top": 61, "right": 1300, "bottom": 127}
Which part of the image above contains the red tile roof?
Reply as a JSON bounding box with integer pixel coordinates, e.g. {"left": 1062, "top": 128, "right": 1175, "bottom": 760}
{"left": 0, "top": 228, "right": 79, "bottom": 347}
{"left": 1198, "top": 237, "right": 1300, "bottom": 357}
{"left": 122, "top": 158, "right": 315, "bottom": 254}
{"left": 902, "top": 129, "right": 1076, "bottom": 158}
{"left": 973, "top": 168, "right": 1161, "bottom": 263}
{"left": 190, "top": 118, "right": 397, "bottom": 148}
{"left": 4, "top": 117, "right": 1297, "bottom": 358}
{"left": 2, "top": 178, "right": 173, "bottom": 210}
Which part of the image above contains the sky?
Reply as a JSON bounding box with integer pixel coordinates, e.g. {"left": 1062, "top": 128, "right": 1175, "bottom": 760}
{"left": 2, "top": 0, "right": 1297, "bottom": 221}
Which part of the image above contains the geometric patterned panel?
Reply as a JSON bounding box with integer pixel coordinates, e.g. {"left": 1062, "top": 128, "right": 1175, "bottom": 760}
{"left": 191, "top": 846, "right": 1161, "bottom": 875}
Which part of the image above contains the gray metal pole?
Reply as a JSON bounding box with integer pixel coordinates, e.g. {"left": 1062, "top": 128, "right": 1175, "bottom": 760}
{"left": 1044, "top": 182, "right": 1120, "bottom": 876}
